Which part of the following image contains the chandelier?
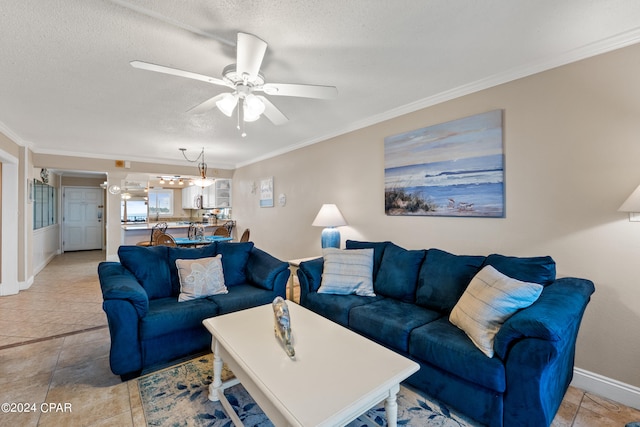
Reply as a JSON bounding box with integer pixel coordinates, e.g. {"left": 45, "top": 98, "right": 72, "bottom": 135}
{"left": 179, "top": 148, "right": 215, "bottom": 187}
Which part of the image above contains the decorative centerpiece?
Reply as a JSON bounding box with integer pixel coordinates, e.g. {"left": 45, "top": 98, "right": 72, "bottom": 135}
{"left": 272, "top": 297, "right": 295, "bottom": 358}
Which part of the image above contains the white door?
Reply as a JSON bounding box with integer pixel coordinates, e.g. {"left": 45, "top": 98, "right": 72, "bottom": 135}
{"left": 63, "top": 187, "right": 103, "bottom": 251}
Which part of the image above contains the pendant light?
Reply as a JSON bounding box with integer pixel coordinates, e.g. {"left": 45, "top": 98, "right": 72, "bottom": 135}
{"left": 180, "top": 148, "right": 215, "bottom": 187}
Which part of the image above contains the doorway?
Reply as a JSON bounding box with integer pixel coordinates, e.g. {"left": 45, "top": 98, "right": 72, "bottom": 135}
{"left": 63, "top": 186, "right": 104, "bottom": 251}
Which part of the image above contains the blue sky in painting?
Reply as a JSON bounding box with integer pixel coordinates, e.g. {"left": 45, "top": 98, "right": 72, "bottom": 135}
{"left": 384, "top": 110, "right": 503, "bottom": 170}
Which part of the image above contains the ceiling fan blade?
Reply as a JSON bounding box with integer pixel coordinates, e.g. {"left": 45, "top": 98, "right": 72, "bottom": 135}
{"left": 187, "top": 93, "right": 229, "bottom": 114}
{"left": 257, "top": 96, "right": 288, "bottom": 126}
{"left": 261, "top": 83, "right": 338, "bottom": 99}
{"left": 130, "top": 61, "right": 232, "bottom": 88}
{"left": 236, "top": 33, "right": 267, "bottom": 80}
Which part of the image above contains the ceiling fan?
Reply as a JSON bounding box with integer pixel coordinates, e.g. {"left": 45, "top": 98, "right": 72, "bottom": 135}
{"left": 131, "top": 32, "right": 338, "bottom": 136}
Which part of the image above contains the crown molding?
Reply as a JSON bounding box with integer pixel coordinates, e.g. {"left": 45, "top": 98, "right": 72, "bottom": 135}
{"left": 237, "top": 27, "right": 640, "bottom": 169}
{"left": 0, "top": 120, "right": 32, "bottom": 148}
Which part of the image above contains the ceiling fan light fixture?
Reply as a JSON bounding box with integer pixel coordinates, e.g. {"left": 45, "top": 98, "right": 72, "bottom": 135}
{"left": 216, "top": 93, "right": 238, "bottom": 117}
{"left": 243, "top": 94, "right": 265, "bottom": 122}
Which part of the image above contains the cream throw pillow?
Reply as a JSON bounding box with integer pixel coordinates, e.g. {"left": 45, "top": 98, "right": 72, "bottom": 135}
{"left": 318, "top": 248, "right": 375, "bottom": 297}
{"left": 449, "top": 265, "right": 543, "bottom": 357}
{"left": 176, "top": 255, "right": 228, "bottom": 302}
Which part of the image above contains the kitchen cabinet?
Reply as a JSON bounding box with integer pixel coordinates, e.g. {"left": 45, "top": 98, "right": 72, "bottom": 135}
{"left": 182, "top": 185, "right": 202, "bottom": 209}
{"left": 182, "top": 179, "right": 232, "bottom": 209}
{"left": 211, "top": 179, "right": 232, "bottom": 208}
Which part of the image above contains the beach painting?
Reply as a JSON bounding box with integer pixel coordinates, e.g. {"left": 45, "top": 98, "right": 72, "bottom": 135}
{"left": 384, "top": 110, "right": 504, "bottom": 217}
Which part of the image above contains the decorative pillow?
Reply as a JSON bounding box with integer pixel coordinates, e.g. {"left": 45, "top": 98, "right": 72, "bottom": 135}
{"left": 374, "top": 243, "right": 426, "bottom": 302}
{"left": 176, "top": 256, "right": 228, "bottom": 302}
{"left": 318, "top": 248, "right": 375, "bottom": 296}
{"left": 345, "top": 240, "right": 391, "bottom": 281}
{"left": 449, "top": 265, "right": 544, "bottom": 357}
{"left": 167, "top": 244, "right": 218, "bottom": 295}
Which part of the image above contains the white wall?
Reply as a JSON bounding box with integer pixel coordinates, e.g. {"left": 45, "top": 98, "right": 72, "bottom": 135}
{"left": 233, "top": 43, "right": 640, "bottom": 390}
{"left": 32, "top": 224, "right": 60, "bottom": 274}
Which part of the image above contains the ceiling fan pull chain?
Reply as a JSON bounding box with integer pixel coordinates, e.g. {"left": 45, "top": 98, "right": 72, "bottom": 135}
{"left": 238, "top": 98, "right": 247, "bottom": 137}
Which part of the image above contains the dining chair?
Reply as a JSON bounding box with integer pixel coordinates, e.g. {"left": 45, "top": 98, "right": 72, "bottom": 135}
{"left": 187, "top": 222, "right": 196, "bottom": 240}
{"left": 154, "top": 232, "right": 177, "bottom": 247}
{"left": 239, "top": 228, "right": 250, "bottom": 242}
{"left": 136, "top": 222, "right": 168, "bottom": 246}
{"left": 213, "top": 227, "right": 230, "bottom": 237}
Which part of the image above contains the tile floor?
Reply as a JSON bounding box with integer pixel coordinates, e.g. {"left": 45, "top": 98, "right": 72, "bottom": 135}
{"left": 0, "top": 250, "right": 638, "bottom": 426}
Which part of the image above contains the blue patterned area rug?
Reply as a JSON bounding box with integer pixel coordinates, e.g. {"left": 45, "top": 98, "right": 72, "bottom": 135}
{"left": 138, "top": 354, "right": 478, "bottom": 426}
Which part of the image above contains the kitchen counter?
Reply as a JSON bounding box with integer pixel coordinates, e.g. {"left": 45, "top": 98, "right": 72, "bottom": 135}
{"left": 121, "top": 222, "right": 219, "bottom": 231}
{"left": 120, "top": 221, "right": 233, "bottom": 245}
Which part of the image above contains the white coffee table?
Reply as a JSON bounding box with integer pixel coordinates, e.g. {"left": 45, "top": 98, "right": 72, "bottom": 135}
{"left": 203, "top": 302, "right": 419, "bottom": 427}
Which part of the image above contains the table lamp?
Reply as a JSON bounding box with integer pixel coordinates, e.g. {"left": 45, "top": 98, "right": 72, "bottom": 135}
{"left": 312, "top": 204, "right": 348, "bottom": 248}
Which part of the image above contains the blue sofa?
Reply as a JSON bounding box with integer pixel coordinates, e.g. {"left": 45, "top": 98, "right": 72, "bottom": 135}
{"left": 297, "top": 240, "right": 595, "bottom": 427}
{"left": 98, "top": 242, "right": 290, "bottom": 380}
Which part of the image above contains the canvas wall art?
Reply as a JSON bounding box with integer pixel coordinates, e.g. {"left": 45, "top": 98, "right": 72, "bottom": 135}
{"left": 384, "top": 110, "right": 504, "bottom": 217}
{"left": 259, "top": 177, "right": 274, "bottom": 208}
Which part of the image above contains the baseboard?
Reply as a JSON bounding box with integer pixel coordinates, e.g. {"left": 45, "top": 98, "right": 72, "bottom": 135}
{"left": 33, "top": 251, "right": 60, "bottom": 276}
{"left": 18, "top": 275, "right": 34, "bottom": 291}
{"left": 571, "top": 367, "right": 640, "bottom": 410}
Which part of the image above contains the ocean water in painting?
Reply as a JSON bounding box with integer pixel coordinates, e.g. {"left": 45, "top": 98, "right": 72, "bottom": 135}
{"left": 384, "top": 110, "right": 504, "bottom": 217}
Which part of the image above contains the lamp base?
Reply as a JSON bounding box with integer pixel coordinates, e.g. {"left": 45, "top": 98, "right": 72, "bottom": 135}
{"left": 321, "top": 227, "right": 340, "bottom": 249}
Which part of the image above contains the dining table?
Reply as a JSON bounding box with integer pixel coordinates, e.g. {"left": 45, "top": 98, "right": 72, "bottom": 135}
{"left": 173, "top": 235, "right": 233, "bottom": 246}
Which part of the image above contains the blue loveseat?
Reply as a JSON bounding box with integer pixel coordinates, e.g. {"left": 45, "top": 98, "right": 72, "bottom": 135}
{"left": 98, "top": 242, "right": 289, "bottom": 380}
{"left": 297, "top": 240, "right": 595, "bottom": 427}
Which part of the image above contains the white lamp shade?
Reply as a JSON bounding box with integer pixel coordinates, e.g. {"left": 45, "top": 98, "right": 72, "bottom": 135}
{"left": 216, "top": 93, "right": 238, "bottom": 117}
{"left": 619, "top": 184, "right": 640, "bottom": 212}
{"left": 312, "top": 204, "right": 347, "bottom": 227}
{"left": 244, "top": 94, "right": 265, "bottom": 122}
{"left": 192, "top": 177, "right": 214, "bottom": 187}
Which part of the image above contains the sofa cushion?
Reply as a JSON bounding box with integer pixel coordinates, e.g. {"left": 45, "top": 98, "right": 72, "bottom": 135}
{"left": 118, "top": 245, "right": 172, "bottom": 299}
{"left": 416, "top": 249, "right": 485, "bottom": 313}
{"left": 176, "top": 256, "right": 228, "bottom": 302}
{"left": 449, "top": 265, "right": 544, "bottom": 357}
{"left": 167, "top": 244, "right": 218, "bottom": 295}
{"left": 140, "top": 297, "right": 220, "bottom": 340}
{"left": 303, "top": 292, "right": 383, "bottom": 327}
{"left": 318, "top": 248, "right": 375, "bottom": 296}
{"left": 215, "top": 242, "right": 254, "bottom": 286}
{"left": 483, "top": 254, "right": 556, "bottom": 285}
{"left": 349, "top": 299, "right": 441, "bottom": 352}
{"left": 409, "top": 317, "right": 507, "bottom": 392}
{"left": 206, "top": 284, "right": 280, "bottom": 315}
{"left": 374, "top": 243, "right": 426, "bottom": 302}
{"left": 345, "top": 240, "right": 391, "bottom": 281}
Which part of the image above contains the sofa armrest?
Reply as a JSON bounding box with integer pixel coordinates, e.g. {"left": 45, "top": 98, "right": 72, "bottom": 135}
{"left": 297, "top": 258, "right": 324, "bottom": 303}
{"left": 494, "top": 277, "right": 595, "bottom": 360}
{"left": 246, "top": 247, "right": 290, "bottom": 294}
{"left": 98, "top": 262, "right": 149, "bottom": 318}
{"left": 496, "top": 277, "right": 594, "bottom": 426}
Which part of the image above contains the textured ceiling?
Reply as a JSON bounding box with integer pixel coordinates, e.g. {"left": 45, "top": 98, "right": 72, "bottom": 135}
{"left": 1, "top": 0, "right": 640, "bottom": 170}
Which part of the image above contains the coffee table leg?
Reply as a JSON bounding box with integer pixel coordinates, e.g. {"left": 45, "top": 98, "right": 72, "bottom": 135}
{"left": 384, "top": 385, "right": 400, "bottom": 427}
{"left": 209, "top": 340, "right": 223, "bottom": 402}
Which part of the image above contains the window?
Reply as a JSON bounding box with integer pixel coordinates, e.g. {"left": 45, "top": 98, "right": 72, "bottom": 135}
{"left": 148, "top": 190, "right": 173, "bottom": 217}
{"left": 121, "top": 199, "right": 148, "bottom": 222}
{"left": 33, "top": 180, "right": 57, "bottom": 229}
